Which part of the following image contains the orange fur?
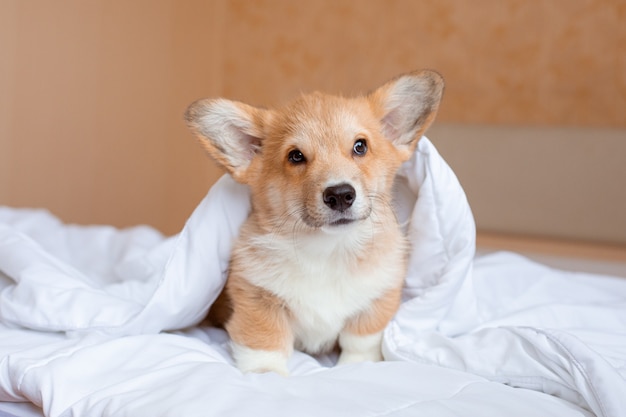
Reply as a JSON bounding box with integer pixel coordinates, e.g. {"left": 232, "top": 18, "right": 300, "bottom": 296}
{"left": 344, "top": 285, "right": 404, "bottom": 336}
{"left": 225, "top": 275, "right": 293, "bottom": 353}
{"left": 186, "top": 70, "right": 444, "bottom": 374}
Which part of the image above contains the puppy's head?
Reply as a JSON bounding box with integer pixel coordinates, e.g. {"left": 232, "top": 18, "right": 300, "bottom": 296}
{"left": 185, "top": 70, "right": 443, "bottom": 233}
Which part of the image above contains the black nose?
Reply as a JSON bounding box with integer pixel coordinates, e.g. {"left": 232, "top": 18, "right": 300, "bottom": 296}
{"left": 323, "top": 183, "right": 356, "bottom": 212}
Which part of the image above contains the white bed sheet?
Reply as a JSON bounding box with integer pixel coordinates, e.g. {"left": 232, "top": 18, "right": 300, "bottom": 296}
{"left": 0, "top": 138, "right": 624, "bottom": 417}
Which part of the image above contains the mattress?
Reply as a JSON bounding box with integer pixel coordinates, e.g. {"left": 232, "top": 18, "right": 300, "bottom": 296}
{"left": 1, "top": 138, "right": 624, "bottom": 417}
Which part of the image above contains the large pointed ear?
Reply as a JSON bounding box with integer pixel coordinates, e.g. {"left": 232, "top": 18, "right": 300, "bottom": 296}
{"left": 369, "top": 70, "right": 444, "bottom": 155}
{"left": 184, "top": 98, "right": 270, "bottom": 183}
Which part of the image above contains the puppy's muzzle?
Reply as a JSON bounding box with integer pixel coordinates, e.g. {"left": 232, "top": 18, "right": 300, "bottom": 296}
{"left": 323, "top": 183, "right": 356, "bottom": 212}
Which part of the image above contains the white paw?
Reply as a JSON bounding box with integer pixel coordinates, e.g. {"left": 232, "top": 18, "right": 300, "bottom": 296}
{"left": 231, "top": 343, "right": 290, "bottom": 376}
{"left": 337, "top": 350, "right": 383, "bottom": 365}
{"left": 337, "top": 331, "right": 384, "bottom": 365}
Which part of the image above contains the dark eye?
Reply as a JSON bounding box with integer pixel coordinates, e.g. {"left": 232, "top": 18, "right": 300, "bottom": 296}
{"left": 288, "top": 149, "right": 306, "bottom": 164}
{"left": 353, "top": 139, "right": 368, "bottom": 156}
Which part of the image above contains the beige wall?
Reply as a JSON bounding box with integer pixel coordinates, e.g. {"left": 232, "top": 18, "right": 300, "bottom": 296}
{"left": 430, "top": 124, "right": 626, "bottom": 244}
{"left": 1, "top": 1, "right": 226, "bottom": 234}
{"left": 1, "top": 0, "right": 624, "bottom": 241}
{"left": 221, "top": 0, "right": 626, "bottom": 127}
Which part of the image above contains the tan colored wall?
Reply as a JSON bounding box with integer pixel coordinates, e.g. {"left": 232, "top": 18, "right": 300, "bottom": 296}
{"left": 0, "top": 1, "right": 224, "bottom": 234}
{"left": 221, "top": 0, "right": 626, "bottom": 127}
{"left": 1, "top": 0, "right": 624, "bottom": 240}
{"left": 430, "top": 124, "right": 626, "bottom": 245}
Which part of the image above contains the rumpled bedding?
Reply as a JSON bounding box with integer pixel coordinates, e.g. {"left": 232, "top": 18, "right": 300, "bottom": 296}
{"left": 0, "top": 138, "right": 624, "bottom": 417}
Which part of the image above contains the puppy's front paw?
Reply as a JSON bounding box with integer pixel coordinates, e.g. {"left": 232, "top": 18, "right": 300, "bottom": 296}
{"left": 337, "top": 331, "right": 384, "bottom": 365}
{"left": 337, "top": 349, "right": 383, "bottom": 365}
{"left": 231, "top": 343, "right": 290, "bottom": 376}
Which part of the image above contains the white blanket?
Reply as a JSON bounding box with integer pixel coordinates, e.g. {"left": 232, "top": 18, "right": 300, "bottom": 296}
{"left": 0, "top": 138, "right": 624, "bottom": 417}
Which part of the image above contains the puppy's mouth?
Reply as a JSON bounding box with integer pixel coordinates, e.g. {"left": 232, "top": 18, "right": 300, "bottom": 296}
{"left": 302, "top": 213, "right": 359, "bottom": 229}
{"left": 301, "top": 208, "right": 371, "bottom": 229}
{"left": 328, "top": 218, "right": 356, "bottom": 227}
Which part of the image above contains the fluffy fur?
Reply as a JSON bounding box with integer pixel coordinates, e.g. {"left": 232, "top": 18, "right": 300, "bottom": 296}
{"left": 185, "top": 70, "right": 444, "bottom": 375}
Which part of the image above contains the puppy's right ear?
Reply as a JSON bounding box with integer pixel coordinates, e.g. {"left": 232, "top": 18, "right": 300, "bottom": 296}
{"left": 184, "top": 98, "right": 269, "bottom": 183}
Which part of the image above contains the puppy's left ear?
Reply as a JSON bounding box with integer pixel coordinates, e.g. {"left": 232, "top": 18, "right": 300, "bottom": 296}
{"left": 369, "top": 70, "right": 444, "bottom": 155}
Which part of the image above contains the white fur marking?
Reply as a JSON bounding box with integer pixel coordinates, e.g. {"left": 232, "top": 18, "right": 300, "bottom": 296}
{"left": 231, "top": 343, "right": 290, "bottom": 376}
{"left": 337, "top": 330, "right": 384, "bottom": 365}
{"left": 244, "top": 220, "right": 404, "bottom": 355}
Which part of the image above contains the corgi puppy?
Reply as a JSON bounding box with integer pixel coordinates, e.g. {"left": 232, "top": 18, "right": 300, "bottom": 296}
{"left": 185, "top": 70, "right": 444, "bottom": 375}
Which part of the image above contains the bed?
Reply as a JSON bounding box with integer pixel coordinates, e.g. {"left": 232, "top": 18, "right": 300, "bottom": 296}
{"left": 1, "top": 138, "right": 624, "bottom": 417}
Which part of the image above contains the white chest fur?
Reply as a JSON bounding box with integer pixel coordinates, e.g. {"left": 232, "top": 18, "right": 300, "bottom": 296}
{"left": 241, "top": 222, "right": 405, "bottom": 354}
